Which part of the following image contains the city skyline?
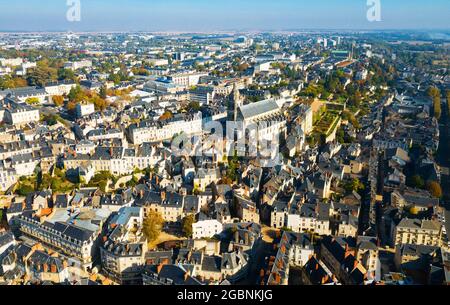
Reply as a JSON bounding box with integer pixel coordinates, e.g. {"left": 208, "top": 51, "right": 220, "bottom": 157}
{"left": 0, "top": 0, "right": 449, "bottom": 32}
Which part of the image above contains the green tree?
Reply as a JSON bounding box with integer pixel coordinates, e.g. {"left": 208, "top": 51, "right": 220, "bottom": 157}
{"left": 57, "top": 68, "right": 76, "bottom": 81}
{"left": 143, "top": 210, "right": 164, "bottom": 242}
{"left": 344, "top": 178, "right": 365, "bottom": 194}
{"left": 26, "top": 62, "right": 57, "bottom": 87}
{"left": 16, "top": 184, "right": 34, "bottom": 196}
{"left": 410, "top": 175, "right": 425, "bottom": 189}
{"left": 99, "top": 86, "right": 107, "bottom": 99}
{"left": 182, "top": 214, "right": 195, "bottom": 238}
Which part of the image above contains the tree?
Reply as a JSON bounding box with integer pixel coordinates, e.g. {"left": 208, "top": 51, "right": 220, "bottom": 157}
{"left": 99, "top": 86, "right": 107, "bottom": 99}
{"left": 26, "top": 63, "right": 57, "bottom": 87}
{"left": 428, "top": 86, "right": 441, "bottom": 120}
{"left": 25, "top": 97, "right": 40, "bottom": 105}
{"left": 344, "top": 178, "right": 365, "bottom": 194}
{"left": 342, "top": 110, "right": 361, "bottom": 129}
{"left": 68, "top": 85, "right": 86, "bottom": 103}
{"left": 126, "top": 175, "right": 139, "bottom": 187}
{"left": 186, "top": 101, "right": 201, "bottom": 112}
{"left": 16, "top": 183, "right": 34, "bottom": 196}
{"left": 90, "top": 95, "right": 107, "bottom": 111}
{"left": 41, "top": 114, "right": 58, "bottom": 126}
{"left": 427, "top": 181, "right": 442, "bottom": 198}
{"left": 226, "top": 151, "right": 240, "bottom": 183}
{"left": 182, "top": 215, "right": 195, "bottom": 238}
{"left": 143, "top": 210, "right": 164, "bottom": 242}
{"left": 52, "top": 95, "right": 64, "bottom": 107}
{"left": 57, "top": 68, "right": 76, "bottom": 82}
{"left": 410, "top": 175, "right": 425, "bottom": 189}
{"left": 159, "top": 110, "right": 173, "bottom": 121}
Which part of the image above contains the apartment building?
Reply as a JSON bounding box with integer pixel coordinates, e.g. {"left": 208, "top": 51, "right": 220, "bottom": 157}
{"left": 100, "top": 207, "right": 148, "bottom": 284}
{"left": 128, "top": 112, "right": 203, "bottom": 145}
{"left": 393, "top": 218, "right": 442, "bottom": 247}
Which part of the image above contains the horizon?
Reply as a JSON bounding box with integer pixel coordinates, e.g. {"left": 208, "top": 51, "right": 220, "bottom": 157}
{"left": 0, "top": 0, "right": 449, "bottom": 32}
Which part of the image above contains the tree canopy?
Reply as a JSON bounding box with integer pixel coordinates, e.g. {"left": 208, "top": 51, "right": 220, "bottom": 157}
{"left": 143, "top": 210, "right": 164, "bottom": 242}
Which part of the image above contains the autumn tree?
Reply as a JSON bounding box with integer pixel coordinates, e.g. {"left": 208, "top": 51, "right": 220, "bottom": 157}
{"left": 90, "top": 95, "right": 107, "bottom": 111}
{"left": 159, "top": 110, "right": 174, "bottom": 121}
{"left": 143, "top": 210, "right": 164, "bottom": 242}
{"left": 428, "top": 86, "right": 441, "bottom": 120}
{"left": 68, "top": 85, "right": 86, "bottom": 103}
{"left": 427, "top": 181, "right": 443, "bottom": 198}
{"left": 52, "top": 95, "right": 64, "bottom": 107}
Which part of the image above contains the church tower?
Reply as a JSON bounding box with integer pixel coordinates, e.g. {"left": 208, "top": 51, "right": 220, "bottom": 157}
{"left": 233, "top": 83, "right": 242, "bottom": 121}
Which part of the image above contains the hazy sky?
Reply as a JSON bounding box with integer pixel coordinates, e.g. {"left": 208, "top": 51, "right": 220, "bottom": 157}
{"left": 0, "top": 0, "right": 449, "bottom": 32}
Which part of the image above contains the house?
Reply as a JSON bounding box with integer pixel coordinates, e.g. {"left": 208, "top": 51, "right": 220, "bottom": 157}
{"left": 234, "top": 194, "right": 260, "bottom": 224}
{"left": 192, "top": 218, "right": 223, "bottom": 239}
{"left": 27, "top": 250, "right": 70, "bottom": 284}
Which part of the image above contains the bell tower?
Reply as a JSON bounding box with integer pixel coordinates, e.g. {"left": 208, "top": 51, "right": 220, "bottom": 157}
{"left": 233, "top": 83, "right": 242, "bottom": 121}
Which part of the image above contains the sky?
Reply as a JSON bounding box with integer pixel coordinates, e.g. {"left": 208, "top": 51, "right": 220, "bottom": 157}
{"left": 0, "top": 0, "right": 449, "bottom": 32}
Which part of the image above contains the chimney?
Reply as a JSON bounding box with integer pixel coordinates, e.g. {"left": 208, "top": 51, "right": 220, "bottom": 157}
{"left": 315, "top": 263, "right": 319, "bottom": 270}
{"left": 110, "top": 147, "right": 113, "bottom": 157}
{"left": 353, "top": 260, "right": 358, "bottom": 270}
{"left": 140, "top": 189, "right": 145, "bottom": 199}
{"left": 161, "top": 191, "right": 166, "bottom": 200}
{"left": 51, "top": 264, "right": 57, "bottom": 273}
